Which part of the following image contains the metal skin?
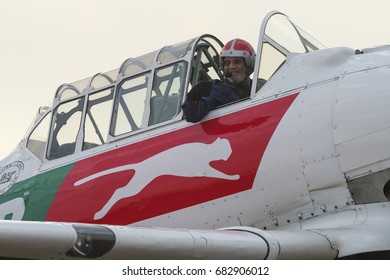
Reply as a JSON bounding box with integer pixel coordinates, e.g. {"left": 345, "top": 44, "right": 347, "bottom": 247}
{"left": 0, "top": 11, "right": 390, "bottom": 259}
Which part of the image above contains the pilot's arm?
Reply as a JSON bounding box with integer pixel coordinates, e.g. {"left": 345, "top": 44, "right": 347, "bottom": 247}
{"left": 182, "top": 80, "right": 239, "bottom": 123}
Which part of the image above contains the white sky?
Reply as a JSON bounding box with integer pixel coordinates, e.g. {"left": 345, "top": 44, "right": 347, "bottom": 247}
{"left": 1, "top": 0, "right": 390, "bottom": 158}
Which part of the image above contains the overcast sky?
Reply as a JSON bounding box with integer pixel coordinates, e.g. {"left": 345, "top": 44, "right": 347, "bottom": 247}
{"left": 1, "top": 0, "right": 390, "bottom": 158}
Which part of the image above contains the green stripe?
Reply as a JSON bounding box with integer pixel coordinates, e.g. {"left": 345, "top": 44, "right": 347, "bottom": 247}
{"left": 0, "top": 163, "right": 75, "bottom": 221}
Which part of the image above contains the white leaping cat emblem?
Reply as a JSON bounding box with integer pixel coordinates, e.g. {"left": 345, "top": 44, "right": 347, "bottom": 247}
{"left": 74, "top": 138, "right": 239, "bottom": 220}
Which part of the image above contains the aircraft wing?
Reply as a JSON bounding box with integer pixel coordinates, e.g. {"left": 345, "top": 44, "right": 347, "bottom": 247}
{"left": 4, "top": 200, "right": 390, "bottom": 260}
{"left": 0, "top": 220, "right": 340, "bottom": 259}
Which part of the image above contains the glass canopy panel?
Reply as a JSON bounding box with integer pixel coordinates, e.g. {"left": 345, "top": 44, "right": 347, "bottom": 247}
{"left": 26, "top": 111, "right": 51, "bottom": 160}
{"left": 157, "top": 38, "right": 195, "bottom": 64}
{"left": 55, "top": 69, "right": 117, "bottom": 101}
{"left": 265, "top": 13, "right": 325, "bottom": 54}
{"left": 120, "top": 51, "right": 157, "bottom": 77}
{"left": 83, "top": 87, "right": 114, "bottom": 150}
{"left": 88, "top": 69, "right": 117, "bottom": 90}
{"left": 258, "top": 42, "right": 287, "bottom": 81}
{"left": 111, "top": 73, "right": 149, "bottom": 136}
{"left": 47, "top": 97, "right": 84, "bottom": 159}
{"left": 56, "top": 84, "right": 83, "bottom": 101}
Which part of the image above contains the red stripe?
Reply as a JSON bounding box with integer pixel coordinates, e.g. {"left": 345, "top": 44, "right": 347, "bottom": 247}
{"left": 46, "top": 93, "right": 298, "bottom": 224}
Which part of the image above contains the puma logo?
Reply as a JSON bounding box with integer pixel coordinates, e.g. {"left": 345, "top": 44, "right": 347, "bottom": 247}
{"left": 75, "top": 138, "right": 239, "bottom": 220}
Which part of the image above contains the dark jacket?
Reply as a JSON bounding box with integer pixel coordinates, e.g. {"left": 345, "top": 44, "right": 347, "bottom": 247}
{"left": 182, "top": 80, "right": 249, "bottom": 123}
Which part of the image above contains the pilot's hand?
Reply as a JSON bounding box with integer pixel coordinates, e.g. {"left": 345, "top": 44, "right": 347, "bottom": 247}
{"left": 187, "top": 81, "right": 212, "bottom": 102}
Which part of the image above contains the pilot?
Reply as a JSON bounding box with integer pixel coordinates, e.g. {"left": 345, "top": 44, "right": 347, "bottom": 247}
{"left": 182, "top": 38, "right": 260, "bottom": 123}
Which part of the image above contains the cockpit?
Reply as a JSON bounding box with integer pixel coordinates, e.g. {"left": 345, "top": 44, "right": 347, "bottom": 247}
{"left": 24, "top": 11, "right": 324, "bottom": 161}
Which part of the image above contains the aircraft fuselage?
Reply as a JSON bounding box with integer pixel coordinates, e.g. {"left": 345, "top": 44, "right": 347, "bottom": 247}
{"left": 1, "top": 13, "right": 390, "bottom": 245}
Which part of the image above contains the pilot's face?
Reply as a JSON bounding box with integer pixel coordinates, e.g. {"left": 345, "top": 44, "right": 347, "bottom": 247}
{"left": 222, "top": 57, "right": 247, "bottom": 85}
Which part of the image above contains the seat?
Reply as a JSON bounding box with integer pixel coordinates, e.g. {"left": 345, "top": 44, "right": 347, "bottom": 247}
{"left": 149, "top": 95, "right": 180, "bottom": 125}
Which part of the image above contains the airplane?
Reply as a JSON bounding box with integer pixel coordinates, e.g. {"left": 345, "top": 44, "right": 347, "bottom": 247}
{"left": 0, "top": 10, "right": 390, "bottom": 260}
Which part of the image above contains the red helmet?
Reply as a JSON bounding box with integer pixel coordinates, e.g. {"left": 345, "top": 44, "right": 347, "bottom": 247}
{"left": 220, "top": 38, "right": 256, "bottom": 74}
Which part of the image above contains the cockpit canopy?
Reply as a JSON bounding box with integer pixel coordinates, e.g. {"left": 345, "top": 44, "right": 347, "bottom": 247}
{"left": 24, "top": 11, "right": 324, "bottom": 161}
